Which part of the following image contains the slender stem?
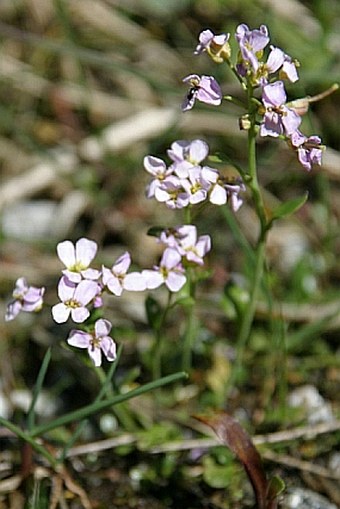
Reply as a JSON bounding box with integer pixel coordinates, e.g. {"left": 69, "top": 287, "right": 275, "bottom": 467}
{"left": 152, "top": 292, "right": 172, "bottom": 380}
{"left": 226, "top": 84, "right": 269, "bottom": 394}
{"left": 182, "top": 269, "right": 197, "bottom": 372}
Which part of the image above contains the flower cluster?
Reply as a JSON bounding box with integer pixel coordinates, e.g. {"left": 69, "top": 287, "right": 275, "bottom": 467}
{"left": 181, "top": 24, "right": 324, "bottom": 172}
{"left": 142, "top": 225, "right": 211, "bottom": 292}
{"left": 6, "top": 230, "right": 212, "bottom": 365}
{"left": 144, "top": 139, "right": 245, "bottom": 211}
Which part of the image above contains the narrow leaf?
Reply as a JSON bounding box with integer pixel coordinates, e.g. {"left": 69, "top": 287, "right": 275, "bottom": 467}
{"left": 195, "top": 412, "right": 268, "bottom": 509}
{"left": 270, "top": 192, "right": 308, "bottom": 223}
{"left": 27, "top": 347, "right": 52, "bottom": 431}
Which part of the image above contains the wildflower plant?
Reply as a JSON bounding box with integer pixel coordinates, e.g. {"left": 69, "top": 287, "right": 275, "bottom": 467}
{"left": 2, "top": 19, "right": 338, "bottom": 506}
{"left": 141, "top": 23, "right": 337, "bottom": 385}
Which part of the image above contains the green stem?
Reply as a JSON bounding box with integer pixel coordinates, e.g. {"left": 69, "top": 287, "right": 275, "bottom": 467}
{"left": 152, "top": 292, "right": 172, "bottom": 380}
{"left": 182, "top": 270, "right": 196, "bottom": 373}
{"left": 226, "top": 85, "right": 269, "bottom": 393}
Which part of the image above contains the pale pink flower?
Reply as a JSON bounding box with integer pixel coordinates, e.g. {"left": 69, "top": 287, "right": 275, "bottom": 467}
{"left": 181, "top": 167, "right": 210, "bottom": 205}
{"left": 160, "top": 225, "right": 211, "bottom": 266}
{"left": 142, "top": 248, "right": 187, "bottom": 292}
{"left": 5, "top": 277, "right": 45, "bottom": 321}
{"left": 102, "top": 252, "right": 146, "bottom": 296}
{"left": 143, "top": 155, "right": 173, "bottom": 198}
{"left": 57, "top": 238, "right": 100, "bottom": 283}
{"left": 290, "top": 130, "right": 323, "bottom": 171}
{"left": 52, "top": 277, "right": 98, "bottom": 323}
{"left": 260, "top": 81, "right": 301, "bottom": 137}
{"left": 167, "top": 139, "right": 209, "bottom": 178}
{"left": 67, "top": 319, "right": 116, "bottom": 367}
{"left": 154, "top": 175, "right": 190, "bottom": 209}
{"left": 182, "top": 74, "right": 222, "bottom": 111}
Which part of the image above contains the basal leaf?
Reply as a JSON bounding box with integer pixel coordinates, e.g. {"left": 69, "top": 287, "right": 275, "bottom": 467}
{"left": 195, "top": 412, "right": 268, "bottom": 509}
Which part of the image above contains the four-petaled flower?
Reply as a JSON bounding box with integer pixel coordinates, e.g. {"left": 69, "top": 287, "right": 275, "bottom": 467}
{"left": 67, "top": 319, "right": 116, "bottom": 367}
{"left": 5, "top": 277, "right": 45, "bottom": 321}
{"left": 260, "top": 81, "right": 301, "bottom": 137}
{"left": 235, "top": 23, "right": 270, "bottom": 75}
{"left": 182, "top": 74, "right": 222, "bottom": 112}
{"left": 142, "top": 248, "right": 187, "bottom": 292}
{"left": 181, "top": 167, "right": 210, "bottom": 204}
{"left": 102, "top": 252, "right": 146, "bottom": 296}
{"left": 290, "top": 130, "right": 323, "bottom": 171}
{"left": 143, "top": 155, "right": 173, "bottom": 198}
{"left": 154, "top": 175, "right": 190, "bottom": 209}
{"left": 57, "top": 238, "right": 100, "bottom": 283}
{"left": 52, "top": 277, "right": 99, "bottom": 323}
{"left": 167, "top": 139, "right": 209, "bottom": 178}
{"left": 160, "top": 225, "right": 211, "bottom": 266}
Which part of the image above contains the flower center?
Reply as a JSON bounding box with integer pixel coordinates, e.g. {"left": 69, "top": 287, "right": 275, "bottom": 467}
{"left": 65, "top": 299, "right": 81, "bottom": 309}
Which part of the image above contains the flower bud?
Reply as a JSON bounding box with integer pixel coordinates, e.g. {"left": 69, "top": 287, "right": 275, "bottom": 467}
{"left": 239, "top": 114, "right": 251, "bottom": 130}
{"left": 208, "top": 41, "right": 231, "bottom": 63}
{"left": 286, "top": 97, "right": 309, "bottom": 116}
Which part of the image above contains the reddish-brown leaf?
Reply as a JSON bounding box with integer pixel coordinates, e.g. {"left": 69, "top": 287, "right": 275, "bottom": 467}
{"left": 195, "top": 412, "right": 270, "bottom": 509}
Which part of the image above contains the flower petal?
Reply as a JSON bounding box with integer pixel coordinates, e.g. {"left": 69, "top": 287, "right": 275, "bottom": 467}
{"left": 100, "top": 337, "right": 117, "bottom": 362}
{"left": 74, "top": 280, "right": 98, "bottom": 305}
{"left": 71, "top": 306, "right": 90, "bottom": 323}
{"left": 67, "top": 330, "right": 91, "bottom": 348}
{"left": 123, "top": 272, "right": 147, "bottom": 292}
{"left": 57, "top": 240, "right": 76, "bottom": 268}
{"left": 75, "top": 238, "right": 98, "bottom": 267}
{"left": 142, "top": 270, "right": 164, "bottom": 289}
{"left": 95, "top": 318, "right": 112, "bottom": 338}
{"left": 52, "top": 303, "right": 71, "bottom": 323}
{"left": 88, "top": 346, "right": 102, "bottom": 367}
{"left": 166, "top": 272, "right": 187, "bottom": 292}
{"left": 57, "top": 276, "right": 76, "bottom": 302}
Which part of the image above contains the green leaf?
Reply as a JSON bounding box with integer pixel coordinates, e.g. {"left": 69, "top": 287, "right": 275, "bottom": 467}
{"left": 202, "top": 456, "right": 236, "bottom": 489}
{"left": 270, "top": 192, "right": 308, "bottom": 223}
{"left": 171, "top": 296, "right": 195, "bottom": 309}
{"left": 146, "top": 226, "right": 166, "bottom": 237}
{"left": 267, "top": 475, "right": 285, "bottom": 502}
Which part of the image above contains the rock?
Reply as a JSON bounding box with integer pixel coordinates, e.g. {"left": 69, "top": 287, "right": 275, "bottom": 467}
{"left": 283, "top": 487, "right": 337, "bottom": 509}
{"left": 287, "top": 385, "right": 334, "bottom": 424}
